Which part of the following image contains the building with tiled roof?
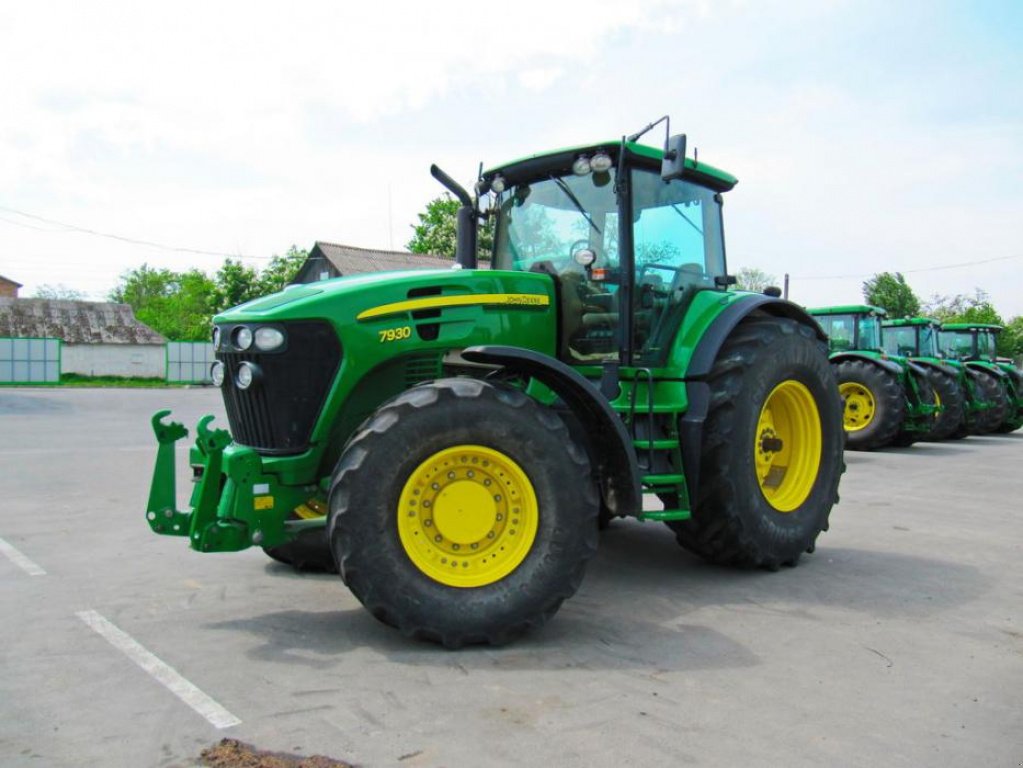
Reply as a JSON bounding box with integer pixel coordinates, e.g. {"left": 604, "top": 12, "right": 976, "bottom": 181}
{"left": 292, "top": 242, "right": 452, "bottom": 284}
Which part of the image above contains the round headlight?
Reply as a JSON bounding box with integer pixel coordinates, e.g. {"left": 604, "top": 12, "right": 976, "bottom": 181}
{"left": 236, "top": 362, "right": 256, "bottom": 390}
{"left": 490, "top": 175, "right": 506, "bottom": 194}
{"left": 572, "top": 155, "right": 591, "bottom": 175}
{"left": 590, "top": 151, "right": 613, "bottom": 173}
{"left": 234, "top": 326, "right": 253, "bottom": 351}
{"left": 210, "top": 361, "right": 225, "bottom": 387}
{"left": 254, "top": 327, "right": 285, "bottom": 351}
{"left": 212, "top": 327, "right": 221, "bottom": 350}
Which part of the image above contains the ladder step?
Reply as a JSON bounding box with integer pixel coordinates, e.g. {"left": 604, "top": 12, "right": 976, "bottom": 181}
{"left": 642, "top": 473, "right": 685, "bottom": 487}
{"left": 632, "top": 439, "right": 679, "bottom": 450}
{"left": 639, "top": 509, "right": 692, "bottom": 522}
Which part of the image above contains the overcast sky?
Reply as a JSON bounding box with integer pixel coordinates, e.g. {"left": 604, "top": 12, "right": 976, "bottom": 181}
{"left": 2, "top": 0, "right": 1021, "bottom": 315}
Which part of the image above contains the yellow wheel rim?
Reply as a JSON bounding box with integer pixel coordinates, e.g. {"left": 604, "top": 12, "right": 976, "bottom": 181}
{"left": 397, "top": 445, "right": 539, "bottom": 588}
{"left": 838, "top": 381, "right": 875, "bottom": 432}
{"left": 755, "top": 380, "right": 822, "bottom": 513}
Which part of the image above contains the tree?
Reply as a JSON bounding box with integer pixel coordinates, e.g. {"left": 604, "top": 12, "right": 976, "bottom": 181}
{"left": 33, "top": 284, "right": 86, "bottom": 300}
{"left": 735, "top": 266, "right": 777, "bottom": 293}
{"left": 408, "top": 194, "right": 494, "bottom": 262}
{"left": 924, "top": 288, "right": 1000, "bottom": 324}
{"left": 408, "top": 194, "right": 459, "bottom": 258}
{"left": 212, "top": 259, "right": 260, "bottom": 313}
{"left": 110, "top": 264, "right": 217, "bottom": 340}
{"left": 862, "top": 272, "right": 920, "bottom": 318}
{"left": 257, "top": 245, "right": 307, "bottom": 296}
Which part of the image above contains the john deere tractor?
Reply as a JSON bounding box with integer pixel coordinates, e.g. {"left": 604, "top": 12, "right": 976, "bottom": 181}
{"left": 882, "top": 317, "right": 979, "bottom": 440}
{"left": 938, "top": 323, "right": 1023, "bottom": 433}
{"left": 808, "top": 305, "right": 938, "bottom": 450}
{"left": 147, "top": 121, "right": 844, "bottom": 647}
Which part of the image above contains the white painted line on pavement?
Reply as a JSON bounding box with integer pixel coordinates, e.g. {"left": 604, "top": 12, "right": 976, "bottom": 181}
{"left": 76, "top": 610, "right": 241, "bottom": 729}
{"left": 0, "top": 536, "right": 46, "bottom": 576}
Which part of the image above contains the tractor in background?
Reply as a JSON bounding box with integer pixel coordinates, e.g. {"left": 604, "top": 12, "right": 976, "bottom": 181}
{"left": 882, "top": 316, "right": 983, "bottom": 439}
{"left": 939, "top": 323, "right": 1023, "bottom": 433}
{"left": 808, "top": 305, "right": 938, "bottom": 450}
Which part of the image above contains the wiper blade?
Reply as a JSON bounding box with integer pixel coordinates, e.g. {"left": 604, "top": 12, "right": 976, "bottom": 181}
{"left": 669, "top": 203, "right": 703, "bottom": 236}
{"left": 550, "top": 175, "right": 600, "bottom": 234}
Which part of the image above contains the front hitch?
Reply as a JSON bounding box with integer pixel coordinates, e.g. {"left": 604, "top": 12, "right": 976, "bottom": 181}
{"left": 146, "top": 410, "right": 322, "bottom": 553}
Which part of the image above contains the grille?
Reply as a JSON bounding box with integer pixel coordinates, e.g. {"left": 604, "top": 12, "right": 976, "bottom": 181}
{"left": 217, "top": 320, "right": 342, "bottom": 454}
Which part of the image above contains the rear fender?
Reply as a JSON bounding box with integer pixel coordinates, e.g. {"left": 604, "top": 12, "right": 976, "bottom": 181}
{"left": 829, "top": 351, "right": 904, "bottom": 377}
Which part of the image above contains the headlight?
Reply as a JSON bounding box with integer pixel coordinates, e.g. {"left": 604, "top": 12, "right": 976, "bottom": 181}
{"left": 210, "top": 361, "right": 225, "bottom": 387}
{"left": 254, "top": 327, "right": 285, "bottom": 351}
{"left": 236, "top": 362, "right": 258, "bottom": 390}
{"left": 590, "top": 151, "right": 613, "bottom": 173}
{"left": 234, "top": 326, "right": 253, "bottom": 350}
{"left": 212, "top": 327, "right": 221, "bottom": 350}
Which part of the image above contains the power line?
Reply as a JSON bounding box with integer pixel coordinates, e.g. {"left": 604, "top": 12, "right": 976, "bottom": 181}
{"left": 793, "top": 253, "right": 1023, "bottom": 280}
{"left": 0, "top": 204, "right": 272, "bottom": 260}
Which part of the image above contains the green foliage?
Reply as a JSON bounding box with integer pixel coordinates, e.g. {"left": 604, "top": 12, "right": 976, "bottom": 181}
{"left": 408, "top": 194, "right": 459, "bottom": 258}
{"left": 33, "top": 284, "right": 86, "bottom": 300}
{"left": 109, "top": 246, "right": 309, "bottom": 341}
{"left": 925, "top": 289, "right": 1021, "bottom": 358}
{"left": 862, "top": 272, "right": 920, "bottom": 318}
{"left": 408, "top": 194, "right": 494, "bottom": 261}
{"left": 734, "top": 266, "right": 777, "bottom": 293}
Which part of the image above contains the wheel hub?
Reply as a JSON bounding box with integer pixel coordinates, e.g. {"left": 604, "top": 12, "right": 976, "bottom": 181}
{"left": 397, "top": 445, "right": 538, "bottom": 588}
{"left": 754, "top": 380, "right": 823, "bottom": 513}
{"left": 838, "top": 382, "right": 875, "bottom": 431}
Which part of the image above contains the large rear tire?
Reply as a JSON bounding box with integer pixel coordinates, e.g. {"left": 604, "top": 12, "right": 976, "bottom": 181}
{"left": 834, "top": 359, "right": 904, "bottom": 450}
{"left": 924, "top": 368, "right": 964, "bottom": 441}
{"left": 972, "top": 370, "right": 1008, "bottom": 433}
{"left": 668, "top": 316, "right": 844, "bottom": 569}
{"left": 327, "top": 378, "right": 598, "bottom": 648}
{"left": 994, "top": 369, "right": 1023, "bottom": 433}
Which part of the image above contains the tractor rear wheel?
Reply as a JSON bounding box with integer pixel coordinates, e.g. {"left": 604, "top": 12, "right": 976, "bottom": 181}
{"left": 834, "top": 359, "right": 904, "bottom": 450}
{"left": 995, "top": 370, "right": 1023, "bottom": 433}
{"left": 668, "top": 316, "right": 844, "bottom": 569}
{"left": 972, "top": 370, "right": 1008, "bottom": 433}
{"left": 327, "top": 378, "right": 598, "bottom": 647}
{"left": 924, "top": 369, "right": 965, "bottom": 441}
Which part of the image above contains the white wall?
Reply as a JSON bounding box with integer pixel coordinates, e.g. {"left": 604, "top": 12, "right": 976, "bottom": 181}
{"left": 61, "top": 343, "right": 166, "bottom": 378}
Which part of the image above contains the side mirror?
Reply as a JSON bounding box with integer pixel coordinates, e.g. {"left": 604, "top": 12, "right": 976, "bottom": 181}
{"left": 661, "top": 134, "right": 687, "bottom": 181}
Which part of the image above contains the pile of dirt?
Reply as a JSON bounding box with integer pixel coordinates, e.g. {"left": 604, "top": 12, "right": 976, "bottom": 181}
{"left": 200, "top": 738, "right": 354, "bottom": 768}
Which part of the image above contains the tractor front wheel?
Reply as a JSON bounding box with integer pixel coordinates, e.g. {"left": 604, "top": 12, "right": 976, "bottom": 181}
{"left": 924, "top": 369, "right": 964, "bottom": 441}
{"left": 834, "top": 360, "right": 904, "bottom": 450}
{"left": 328, "top": 378, "right": 598, "bottom": 648}
{"left": 668, "top": 316, "right": 844, "bottom": 569}
{"left": 972, "top": 370, "right": 1008, "bottom": 433}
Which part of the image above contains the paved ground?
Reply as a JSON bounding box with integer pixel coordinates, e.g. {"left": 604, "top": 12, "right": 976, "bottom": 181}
{"left": 1, "top": 387, "right": 1021, "bottom": 767}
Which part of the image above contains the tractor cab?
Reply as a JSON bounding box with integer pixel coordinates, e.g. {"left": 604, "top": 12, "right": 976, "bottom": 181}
{"left": 883, "top": 317, "right": 942, "bottom": 359}
{"left": 939, "top": 323, "right": 1000, "bottom": 363}
{"left": 809, "top": 305, "right": 886, "bottom": 354}
{"left": 478, "top": 139, "right": 737, "bottom": 367}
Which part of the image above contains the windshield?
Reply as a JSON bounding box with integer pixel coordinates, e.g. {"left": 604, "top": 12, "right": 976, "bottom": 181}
{"left": 884, "top": 326, "right": 918, "bottom": 357}
{"left": 978, "top": 330, "right": 997, "bottom": 360}
{"left": 816, "top": 314, "right": 856, "bottom": 352}
{"left": 492, "top": 170, "right": 618, "bottom": 275}
{"left": 920, "top": 325, "right": 940, "bottom": 357}
{"left": 939, "top": 331, "right": 974, "bottom": 360}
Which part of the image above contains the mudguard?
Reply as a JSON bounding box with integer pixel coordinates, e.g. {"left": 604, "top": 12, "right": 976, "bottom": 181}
{"left": 829, "top": 351, "right": 904, "bottom": 376}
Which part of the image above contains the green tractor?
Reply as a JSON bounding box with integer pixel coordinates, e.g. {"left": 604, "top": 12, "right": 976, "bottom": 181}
{"left": 938, "top": 323, "right": 1023, "bottom": 433}
{"left": 807, "top": 305, "right": 938, "bottom": 450}
{"left": 147, "top": 122, "right": 845, "bottom": 647}
{"left": 881, "top": 316, "right": 979, "bottom": 440}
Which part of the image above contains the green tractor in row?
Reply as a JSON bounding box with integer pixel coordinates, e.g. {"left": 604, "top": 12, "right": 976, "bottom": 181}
{"left": 882, "top": 317, "right": 987, "bottom": 438}
{"left": 938, "top": 323, "right": 1023, "bottom": 433}
{"left": 807, "top": 305, "right": 938, "bottom": 450}
{"left": 147, "top": 122, "right": 845, "bottom": 647}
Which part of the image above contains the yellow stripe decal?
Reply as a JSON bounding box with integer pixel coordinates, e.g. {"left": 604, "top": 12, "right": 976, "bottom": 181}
{"left": 357, "top": 293, "right": 550, "bottom": 321}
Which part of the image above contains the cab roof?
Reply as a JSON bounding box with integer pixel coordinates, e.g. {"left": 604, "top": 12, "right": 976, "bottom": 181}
{"left": 882, "top": 317, "right": 939, "bottom": 327}
{"left": 807, "top": 304, "right": 886, "bottom": 316}
{"left": 941, "top": 322, "right": 1003, "bottom": 332}
{"left": 483, "top": 140, "right": 738, "bottom": 193}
